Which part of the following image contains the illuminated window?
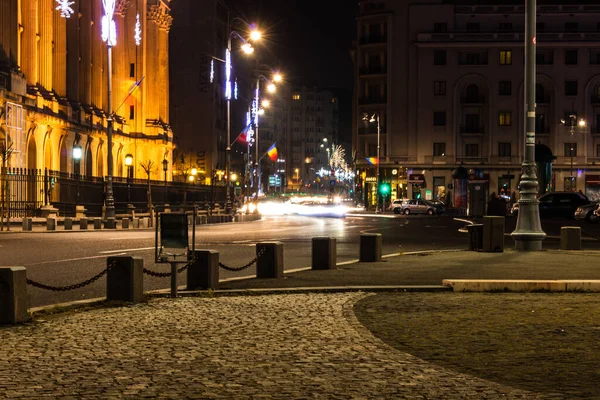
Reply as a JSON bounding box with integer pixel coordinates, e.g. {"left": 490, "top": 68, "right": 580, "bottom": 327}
{"left": 293, "top": 94, "right": 300, "bottom": 100}
{"left": 499, "top": 50, "right": 512, "bottom": 65}
{"left": 499, "top": 111, "right": 512, "bottom": 126}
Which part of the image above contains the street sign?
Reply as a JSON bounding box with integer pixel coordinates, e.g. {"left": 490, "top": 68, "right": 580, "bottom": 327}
{"left": 160, "top": 213, "right": 188, "bottom": 249}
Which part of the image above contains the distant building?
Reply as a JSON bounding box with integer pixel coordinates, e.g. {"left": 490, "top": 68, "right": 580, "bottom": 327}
{"left": 353, "top": 0, "right": 600, "bottom": 214}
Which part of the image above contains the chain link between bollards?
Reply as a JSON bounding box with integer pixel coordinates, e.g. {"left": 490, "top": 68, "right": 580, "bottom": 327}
{"left": 142, "top": 257, "right": 198, "bottom": 278}
{"left": 26, "top": 260, "right": 119, "bottom": 292}
{"left": 218, "top": 247, "right": 267, "bottom": 272}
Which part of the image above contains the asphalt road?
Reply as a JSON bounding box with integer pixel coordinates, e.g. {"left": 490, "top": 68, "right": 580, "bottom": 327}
{"left": 1, "top": 213, "right": 599, "bottom": 308}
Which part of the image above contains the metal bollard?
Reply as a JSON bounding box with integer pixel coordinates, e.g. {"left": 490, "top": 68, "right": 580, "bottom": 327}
{"left": 561, "top": 227, "right": 581, "bottom": 250}
{"left": 360, "top": 233, "right": 382, "bottom": 262}
{"left": 104, "top": 218, "right": 116, "bottom": 229}
{"left": 79, "top": 217, "right": 88, "bottom": 230}
{"left": 0, "top": 267, "right": 30, "bottom": 324}
{"left": 93, "top": 218, "right": 102, "bottom": 229}
{"left": 46, "top": 218, "right": 56, "bottom": 231}
{"left": 187, "top": 250, "right": 219, "bottom": 290}
{"left": 483, "top": 216, "right": 505, "bottom": 252}
{"left": 22, "top": 218, "right": 32, "bottom": 231}
{"left": 106, "top": 256, "right": 144, "bottom": 303}
{"left": 256, "top": 242, "right": 284, "bottom": 278}
{"left": 121, "top": 218, "right": 130, "bottom": 229}
{"left": 170, "top": 262, "right": 178, "bottom": 298}
{"left": 64, "top": 217, "right": 73, "bottom": 230}
{"left": 312, "top": 237, "right": 337, "bottom": 270}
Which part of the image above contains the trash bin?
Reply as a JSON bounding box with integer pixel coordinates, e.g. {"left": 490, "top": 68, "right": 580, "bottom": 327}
{"left": 466, "top": 224, "right": 484, "bottom": 251}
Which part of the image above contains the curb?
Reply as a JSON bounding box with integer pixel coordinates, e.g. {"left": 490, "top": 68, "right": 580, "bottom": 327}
{"left": 443, "top": 279, "right": 600, "bottom": 292}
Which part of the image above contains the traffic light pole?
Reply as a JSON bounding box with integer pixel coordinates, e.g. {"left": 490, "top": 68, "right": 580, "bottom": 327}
{"left": 376, "top": 114, "right": 380, "bottom": 214}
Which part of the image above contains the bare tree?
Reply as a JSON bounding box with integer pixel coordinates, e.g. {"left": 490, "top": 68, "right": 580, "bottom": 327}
{"left": 139, "top": 160, "right": 156, "bottom": 224}
{"left": 0, "top": 141, "right": 13, "bottom": 231}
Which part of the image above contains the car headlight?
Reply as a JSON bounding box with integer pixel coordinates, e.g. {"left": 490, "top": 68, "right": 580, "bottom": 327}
{"left": 576, "top": 207, "right": 582, "bottom": 213}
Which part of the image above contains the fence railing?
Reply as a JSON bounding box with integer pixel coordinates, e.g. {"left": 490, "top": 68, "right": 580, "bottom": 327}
{"left": 0, "top": 168, "right": 228, "bottom": 218}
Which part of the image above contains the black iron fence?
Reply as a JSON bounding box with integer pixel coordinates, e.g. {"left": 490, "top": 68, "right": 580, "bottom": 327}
{"left": 0, "top": 168, "right": 227, "bottom": 218}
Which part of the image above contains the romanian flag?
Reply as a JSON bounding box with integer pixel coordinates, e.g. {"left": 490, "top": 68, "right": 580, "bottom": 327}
{"left": 235, "top": 124, "right": 251, "bottom": 145}
{"left": 267, "top": 143, "right": 278, "bottom": 162}
{"left": 366, "top": 157, "right": 378, "bottom": 165}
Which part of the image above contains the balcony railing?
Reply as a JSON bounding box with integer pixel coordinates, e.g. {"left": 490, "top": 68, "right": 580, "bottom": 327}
{"left": 359, "top": 35, "right": 387, "bottom": 45}
{"left": 358, "top": 96, "right": 387, "bottom": 105}
{"left": 359, "top": 66, "right": 387, "bottom": 75}
{"left": 460, "top": 95, "right": 485, "bottom": 104}
{"left": 459, "top": 125, "right": 485, "bottom": 135}
{"left": 424, "top": 155, "right": 450, "bottom": 164}
{"left": 456, "top": 157, "right": 489, "bottom": 164}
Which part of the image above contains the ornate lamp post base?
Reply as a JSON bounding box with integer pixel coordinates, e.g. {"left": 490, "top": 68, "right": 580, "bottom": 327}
{"left": 511, "top": 162, "right": 546, "bottom": 250}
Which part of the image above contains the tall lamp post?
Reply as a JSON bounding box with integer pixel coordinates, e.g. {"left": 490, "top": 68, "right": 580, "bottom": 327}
{"left": 162, "top": 158, "right": 168, "bottom": 204}
{"left": 125, "top": 153, "right": 133, "bottom": 207}
{"left": 101, "top": 0, "right": 117, "bottom": 228}
{"left": 511, "top": 0, "right": 546, "bottom": 250}
{"left": 363, "top": 113, "right": 381, "bottom": 213}
{"left": 561, "top": 114, "right": 586, "bottom": 191}
{"left": 225, "top": 22, "right": 260, "bottom": 214}
{"left": 73, "top": 145, "right": 82, "bottom": 206}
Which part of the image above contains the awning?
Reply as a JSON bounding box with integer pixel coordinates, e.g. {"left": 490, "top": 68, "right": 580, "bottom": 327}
{"left": 408, "top": 174, "right": 425, "bottom": 183}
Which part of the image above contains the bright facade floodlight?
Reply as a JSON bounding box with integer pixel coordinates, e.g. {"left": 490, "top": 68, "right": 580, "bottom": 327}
{"left": 273, "top": 73, "right": 283, "bottom": 82}
{"left": 579, "top": 119, "right": 586, "bottom": 127}
{"left": 250, "top": 30, "right": 262, "bottom": 41}
{"left": 267, "top": 83, "right": 276, "bottom": 93}
{"left": 191, "top": 168, "right": 198, "bottom": 176}
{"left": 73, "top": 145, "right": 82, "bottom": 160}
{"left": 241, "top": 43, "right": 254, "bottom": 54}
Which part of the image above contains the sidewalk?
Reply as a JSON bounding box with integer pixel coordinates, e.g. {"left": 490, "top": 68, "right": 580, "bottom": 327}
{"left": 2, "top": 249, "right": 599, "bottom": 398}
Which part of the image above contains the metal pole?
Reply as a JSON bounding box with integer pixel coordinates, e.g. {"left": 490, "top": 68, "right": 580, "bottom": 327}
{"left": 225, "top": 36, "right": 232, "bottom": 214}
{"left": 570, "top": 123, "right": 574, "bottom": 190}
{"left": 376, "top": 114, "right": 380, "bottom": 214}
{"left": 164, "top": 169, "right": 167, "bottom": 203}
{"left": 170, "top": 261, "right": 177, "bottom": 298}
{"left": 255, "top": 77, "right": 260, "bottom": 197}
{"left": 511, "top": 0, "right": 546, "bottom": 250}
{"left": 105, "top": 44, "right": 116, "bottom": 228}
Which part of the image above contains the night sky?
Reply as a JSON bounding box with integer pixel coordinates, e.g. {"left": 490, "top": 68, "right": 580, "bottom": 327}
{"left": 230, "top": 0, "right": 358, "bottom": 140}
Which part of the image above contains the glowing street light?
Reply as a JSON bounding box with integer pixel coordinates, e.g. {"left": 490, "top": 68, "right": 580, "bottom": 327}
{"left": 241, "top": 43, "right": 254, "bottom": 54}
{"left": 250, "top": 30, "right": 262, "bottom": 41}
{"left": 261, "top": 100, "right": 271, "bottom": 108}
{"left": 273, "top": 73, "right": 283, "bottom": 83}
{"left": 267, "top": 83, "right": 276, "bottom": 93}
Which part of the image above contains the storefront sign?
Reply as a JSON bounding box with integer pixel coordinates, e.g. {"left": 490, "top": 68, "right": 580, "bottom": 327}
{"left": 408, "top": 174, "right": 425, "bottom": 183}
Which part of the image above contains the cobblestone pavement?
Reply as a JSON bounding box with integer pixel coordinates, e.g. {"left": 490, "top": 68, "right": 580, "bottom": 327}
{"left": 0, "top": 293, "right": 544, "bottom": 399}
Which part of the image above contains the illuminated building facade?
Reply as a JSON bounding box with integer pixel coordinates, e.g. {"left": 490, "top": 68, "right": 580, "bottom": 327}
{"left": 0, "top": 0, "right": 174, "bottom": 180}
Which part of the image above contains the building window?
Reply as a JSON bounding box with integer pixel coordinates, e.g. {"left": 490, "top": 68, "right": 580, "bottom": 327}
{"left": 499, "top": 81, "right": 512, "bottom": 96}
{"left": 499, "top": 111, "right": 512, "bottom": 126}
{"left": 498, "top": 142, "right": 511, "bottom": 157}
{"left": 565, "top": 22, "right": 579, "bottom": 32}
{"left": 564, "top": 143, "right": 577, "bottom": 157}
{"left": 433, "top": 22, "right": 447, "bottom": 33}
{"left": 565, "top": 49, "right": 578, "bottom": 65}
{"left": 499, "top": 50, "right": 512, "bottom": 65}
{"left": 129, "top": 63, "right": 135, "bottom": 78}
{"left": 565, "top": 81, "right": 578, "bottom": 96}
{"left": 589, "top": 50, "right": 600, "bottom": 65}
{"left": 293, "top": 94, "right": 300, "bottom": 100}
{"left": 466, "top": 53, "right": 481, "bottom": 65}
{"left": 465, "top": 144, "right": 479, "bottom": 157}
{"left": 499, "top": 23, "right": 512, "bottom": 32}
{"left": 129, "top": 105, "right": 134, "bottom": 120}
{"left": 433, "top": 81, "right": 446, "bottom": 96}
{"left": 433, "top": 142, "right": 446, "bottom": 156}
{"left": 466, "top": 23, "right": 480, "bottom": 33}
{"left": 433, "top": 111, "right": 446, "bottom": 126}
{"left": 433, "top": 50, "right": 446, "bottom": 66}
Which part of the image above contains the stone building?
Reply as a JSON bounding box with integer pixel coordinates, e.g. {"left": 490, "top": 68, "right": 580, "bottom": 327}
{"left": 0, "top": 0, "right": 174, "bottom": 180}
{"left": 353, "top": 0, "right": 600, "bottom": 214}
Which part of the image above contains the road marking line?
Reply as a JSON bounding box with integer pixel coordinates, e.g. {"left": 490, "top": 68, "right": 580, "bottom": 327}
{"left": 28, "top": 253, "right": 127, "bottom": 266}
{"left": 99, "top": 247, "right": 154, "bottom": 254}
{"left": 108, "top": 237, "right": 148, "bottom": 240}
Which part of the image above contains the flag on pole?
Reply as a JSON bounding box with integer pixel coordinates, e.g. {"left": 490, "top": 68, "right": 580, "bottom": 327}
{"left": 235, "top": 124, "right": 251, "bottom": 145}
{"left": 365, "top": 157, "right": 378, "bottom": 165}
{"left": 267, "top": 143, "right": 278, "bottom": 161}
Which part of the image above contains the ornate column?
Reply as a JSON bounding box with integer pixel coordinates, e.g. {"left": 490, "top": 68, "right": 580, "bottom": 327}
{"left": 0, "top": 0, "right": 19, "bottom": 66}
{"left": 38, "top": 0, "right": 53, "bottom": 90}
{"left": 145, "top": 3, "right": 161, "bottom": 123}
{"left": 21, "top": 0, "right": 38, "bottom": 84}
{"left": 157, "top": 15, "right": 171, "bottom": 122}
{"left": 79, "top": 0, "right": 92, "bottom": 105}
{"left": 52, "top": 4, "right": 67, "bottom": 97}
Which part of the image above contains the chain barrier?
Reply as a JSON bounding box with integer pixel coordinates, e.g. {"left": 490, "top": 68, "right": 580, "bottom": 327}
{"left": 142, "top": 257, "right": 197, "bottom": 278}
{"left": 582, "top": 229, "right": 600, "bottom": 242}
{"left": 219, "top": 247, "right": 267, "bottom": 272}
{"left": 26, "top": 260, "right": 118, "bottom": 292}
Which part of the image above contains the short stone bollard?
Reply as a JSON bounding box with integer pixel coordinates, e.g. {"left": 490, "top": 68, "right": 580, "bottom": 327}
{"left": 106, "top": 256, "right": 144, "bottom": 303}
{"left": 46, "top": 218, "right": 56, "bottom": 231}
{"left": 483, "top": 216, "right": 505, "bottom": 252}
{"left": 256, "top": 242, "right": 284, "bottom": 278}
{"left": 79, "top": 217, "right": 88, "bottom": 230}
{"left": 132, "top": 217, "right": 140, "bottom": 229}
{"left": 93, "top": 218, "right": 102, "bottom": 229}
{"left": 121, "top": 218, "right": 130, "bottom": 229}
{"left": 561, "top": 226, "right": 581, "bottom": 251}
{"left": 187, "top": 250, "right": 219, "bottom": 290}
{"left": 64, "top": 217, "right": 73, "bottom": 230}
{"left": 312, "top": 237, "right": 337, "bottom": 270}
{"left": 140, "top": 217, "right": 148, "bottom": 229}
{"left": 360, "top": 233, "right": 382, "bottom": 262}
{"left": 0, "top": 266, "right": 29, "bottom": 324}
{"left": 22, "top": 218, "right": 32, "bottom": 231}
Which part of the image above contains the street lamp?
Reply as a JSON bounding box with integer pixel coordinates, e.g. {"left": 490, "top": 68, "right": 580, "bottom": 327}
{"left": 101, "top": 0, "right": 117, "bottom": 228}
{"left": 511, "top": 0, "right": 546, "bottom": 250}
{"left": 363, "top": 112, "right": 381, "bottom": 213}
{"left": 162, "top": 158, "right": 168, "bottom": 204}
{"left": 560, "top": 115, "right": 585, "bottom": 191}
{"left": 225, "top": 20, "right": 260, "bottom": 215}
{"left": 125, "top": 153, "right": 133, "bottom": 206}
{"left": 73, "top": 145, "right": 82, "bottom": 205}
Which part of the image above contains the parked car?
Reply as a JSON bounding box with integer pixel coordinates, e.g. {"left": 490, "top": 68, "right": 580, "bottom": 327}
{"left": 512, "top": 192, "right": 591, "bottom": 218}
{"left": 391, "top": 199, "right": 441, "bottom": 215}
{"left": 593, "top": 203, "right": 600, "bottom": 221}
{"left": 575, "top": 202, "right": 599, "bottom": 222}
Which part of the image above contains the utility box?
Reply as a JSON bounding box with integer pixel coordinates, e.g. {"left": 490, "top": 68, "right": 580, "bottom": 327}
{"left": 483, "top": 216, "right": 505, "bottom": 252}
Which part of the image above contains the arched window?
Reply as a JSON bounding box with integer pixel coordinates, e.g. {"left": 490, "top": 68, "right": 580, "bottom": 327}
{"left": 535, "top": 84, "right": 546, "bottom": 104}
{"left": 85, "top": 146, "right": 93, "bottom": 177}
{"left": 27, "top": 135, "right": 37, "bottom": 171}
{"left": 59, "top": 139, "right": 68, "bottom": 173}
{"left": 97, "top": 146, "right": 104, "bottom": 178}
{"left": 465, "top": 84, "right": 480, "bottom": 102}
